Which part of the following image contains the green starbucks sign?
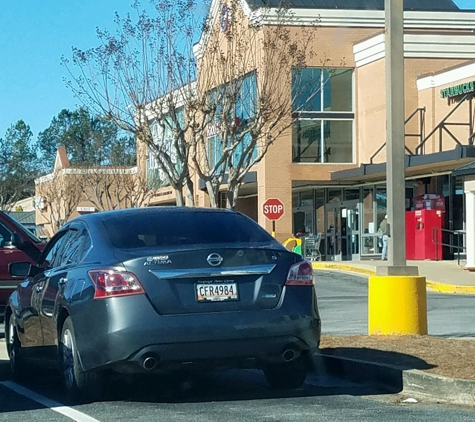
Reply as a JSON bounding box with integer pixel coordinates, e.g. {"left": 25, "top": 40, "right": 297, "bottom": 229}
{"left": 440, "top": 81, "right": 475, "bottom": 99}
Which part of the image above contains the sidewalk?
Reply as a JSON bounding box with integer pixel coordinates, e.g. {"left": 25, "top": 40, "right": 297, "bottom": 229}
{"left": 313, "top": 259, "right": 475, "bottom": 294}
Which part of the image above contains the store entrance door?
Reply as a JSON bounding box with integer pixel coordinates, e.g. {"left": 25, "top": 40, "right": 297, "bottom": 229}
{"left": 325, "top": 200, "right": 360, "bottom": 261}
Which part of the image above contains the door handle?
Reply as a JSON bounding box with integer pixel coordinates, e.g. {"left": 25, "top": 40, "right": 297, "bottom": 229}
{"left": 59, "top": 277, "right": 68, "bottom": 286}
{"left": 35, "top": 285, "right": 44, "bottom": 293}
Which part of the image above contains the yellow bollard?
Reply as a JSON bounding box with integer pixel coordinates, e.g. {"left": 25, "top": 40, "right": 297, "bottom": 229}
{"left": 368, "top": 275, "right": 428, "bottom": 335}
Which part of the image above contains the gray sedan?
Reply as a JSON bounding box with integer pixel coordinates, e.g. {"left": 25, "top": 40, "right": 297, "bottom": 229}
{"left": 5, "top": 207, "right": 321, "bottom": 401}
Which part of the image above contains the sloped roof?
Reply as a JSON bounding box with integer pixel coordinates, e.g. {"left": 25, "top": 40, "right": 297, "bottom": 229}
{"left": 7, "top": 211, "right": 36, "bottom": 225}
{"left": 245, "top": 0, "right": 459, "bottom": 11}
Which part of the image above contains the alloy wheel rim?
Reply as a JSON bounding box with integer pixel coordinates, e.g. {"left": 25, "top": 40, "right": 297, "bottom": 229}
{"left": 8, "top": 320, "right": 16, "bottom": 366}
{"left": 61, "top": 329, "right": 75, "bottom": 389}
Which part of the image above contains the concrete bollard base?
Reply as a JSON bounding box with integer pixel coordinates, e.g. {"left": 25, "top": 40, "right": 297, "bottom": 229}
{"left": 368, "top": 275, "right": 428, "bottom": 335}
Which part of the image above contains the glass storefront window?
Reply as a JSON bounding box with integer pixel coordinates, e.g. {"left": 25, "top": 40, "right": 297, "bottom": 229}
{"left": 324, "top": 120, "right": 353, "bottom": 163}
{"left": 362, "top": 187, "right": 376, "bottom": 255}
{"left": 315, "top": 190, "right": 325, "bottom": 236}
{"left": 291, "top": 67, "right": 354, "bottom": 164}
{"left": 376, "top": 187, "right": 387, "bottom": 230}
{"left": 325, "top": 69, "right": 353, "bottom": 112}
{"left": 328, "top": 188, "right": 342, "bottom": 203}
{"left": 292, "top": 120, "right": 322, "bottom": 163}
{"left": 292, "top": 120, "right": 353, "bottom": 162}
{"left": 292, "top": 192, "right": 300, "bottom": 208}
{"left": 345, "top": 188, "right": 360, "bottom": 201}
{"left": 292, "top": 68, "right": 323, "bottom": 112}
{"left": 292, "top": 68, "right": 353, "bottom": 112}
{"left": 362, "top": 188, "right": 375, "bottom": 233}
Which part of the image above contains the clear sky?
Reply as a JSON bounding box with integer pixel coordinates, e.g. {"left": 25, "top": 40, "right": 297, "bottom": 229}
{"left": 0, "top": 0, "right": 474, "bottom": 140}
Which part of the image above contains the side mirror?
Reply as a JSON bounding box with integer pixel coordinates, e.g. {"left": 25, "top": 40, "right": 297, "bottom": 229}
{"left": 9, "top": 262, "right": 32, "bottom": 278}
{"left": 8, "top": 262, "right": 43, "bottom": 278}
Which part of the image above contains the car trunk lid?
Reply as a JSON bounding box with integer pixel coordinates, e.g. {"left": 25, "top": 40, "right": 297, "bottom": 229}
{"left": 116, "top": 246, "right": 297, "bottom": 315}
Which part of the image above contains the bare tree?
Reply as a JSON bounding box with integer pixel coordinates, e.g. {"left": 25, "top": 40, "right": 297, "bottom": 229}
{"left": 35, "top": 171, "right": 85, "bottom": 233}
{"left": 63, "top": 0, "right": 321, "bottom": 209}
{"left": 62, "top": 0, "right": 206, "bottom": 206}
{"left": 80, "top": 166, "right": 163, "bottom": 211}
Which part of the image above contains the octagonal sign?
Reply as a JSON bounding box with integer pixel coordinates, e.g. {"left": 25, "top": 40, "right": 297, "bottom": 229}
{"left": 263, "top": 198, "right": 285, "bottom": 221}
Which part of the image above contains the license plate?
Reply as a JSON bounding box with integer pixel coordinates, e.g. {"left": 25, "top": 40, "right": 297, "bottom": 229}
{"left": 196, "top": 283, "right": 238, "bottom": 302}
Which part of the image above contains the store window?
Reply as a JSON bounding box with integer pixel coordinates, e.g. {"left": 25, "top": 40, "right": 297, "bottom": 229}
{"left": 345, "top": 188, "right": 360, "bottom": 201}
{"left": 291, "top": 68, "right": 354, "bottom": 163}
{"left": 376, "top": 187, "right": 387, "bottom": 229}
{"left": 327, "top": 188, "right": 342, "bottom": 204}
{"left": 207, "top": 72, "right": 258, "bottom": 168}
{"left": 148, "top": 107, "right": 184, "bottom": 188}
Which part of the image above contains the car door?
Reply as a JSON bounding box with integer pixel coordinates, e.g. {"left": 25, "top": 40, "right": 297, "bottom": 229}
{"left": 38, "top": 226, "right": 89, "bottom": 347}
{"left": 18, "top": 230, "right": 69, "bottom": 348}
{"left": 0, "top": 222, "right": 24, "bottom": 286}
{"left": 24, "top": 231, "right": 72, "bottom": 346}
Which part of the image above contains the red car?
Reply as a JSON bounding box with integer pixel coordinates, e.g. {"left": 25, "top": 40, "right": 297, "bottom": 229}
{"left": 0, "top": 211, "right": 44, "bottom": 322}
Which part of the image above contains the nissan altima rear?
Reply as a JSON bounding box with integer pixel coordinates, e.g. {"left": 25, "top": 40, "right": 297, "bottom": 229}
{"left": 6, "top": 207, "right": 321, "bottom": 400}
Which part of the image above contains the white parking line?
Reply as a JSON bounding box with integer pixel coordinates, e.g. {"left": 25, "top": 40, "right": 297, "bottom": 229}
{"left": 0, "top": 381, "right": 101, "bottom": 422}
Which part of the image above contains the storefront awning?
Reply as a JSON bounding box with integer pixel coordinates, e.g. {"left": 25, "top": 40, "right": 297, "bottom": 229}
{"left": 453, "top": 160, "right": 475, "bottom": 177}
{"left": 331, "top": 145, "right": 475, "bottom": 184}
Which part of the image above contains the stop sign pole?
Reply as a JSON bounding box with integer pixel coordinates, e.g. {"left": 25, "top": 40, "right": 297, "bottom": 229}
{"left": 263, "top": 198, "right": 285, "bottom": 237}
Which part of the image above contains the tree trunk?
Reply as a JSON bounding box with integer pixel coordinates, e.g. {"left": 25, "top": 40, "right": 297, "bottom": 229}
{"left": 205, "top": 180, "right": 219, "bottom": 208}
{"left": 175, "top": 187, "right": 185, "bottom": 207}
{"left": 185, "top": 178, "right": 194, "bottom": 206}
{"left": 226, "top": 184, "right": 240, "bottom": 210}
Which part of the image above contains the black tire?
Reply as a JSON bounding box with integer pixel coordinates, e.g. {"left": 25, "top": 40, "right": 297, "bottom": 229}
{"left": 59, "top": 317, "right": 104, "bottom": 402}
{"left": 6, "top": 314, "right": 29, "bottom": 382}
{"left": 263, "top": 357, "right": 309, "bottom": 390}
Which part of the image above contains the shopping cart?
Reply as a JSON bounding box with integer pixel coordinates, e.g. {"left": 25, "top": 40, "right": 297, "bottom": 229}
{"left": 303, "top": 233, "right": 322, "bottom": 261}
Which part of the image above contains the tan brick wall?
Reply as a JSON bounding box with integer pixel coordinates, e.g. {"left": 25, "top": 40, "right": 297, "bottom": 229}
{"left": 356, "top": 57, "right": 467, "bottom": 164}
{"left": 419, "top": 73, "right": 474, "bottom": 154}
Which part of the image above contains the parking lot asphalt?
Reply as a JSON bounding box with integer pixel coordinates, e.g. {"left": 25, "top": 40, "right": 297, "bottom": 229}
{"left": 313, "top": 259, "right": 475, "bottom": 294}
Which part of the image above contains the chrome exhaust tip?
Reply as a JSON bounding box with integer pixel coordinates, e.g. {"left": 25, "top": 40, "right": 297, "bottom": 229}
{"left": 143, "top": 355, "right": 158, "bottom": 370}
{"left": 282, "top": 348, "right": 297, "bottom": 362}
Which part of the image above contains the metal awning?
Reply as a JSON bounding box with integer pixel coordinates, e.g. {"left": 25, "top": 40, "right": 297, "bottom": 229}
{"left": 331, "top": 145, "right": 475, "bottom": 184}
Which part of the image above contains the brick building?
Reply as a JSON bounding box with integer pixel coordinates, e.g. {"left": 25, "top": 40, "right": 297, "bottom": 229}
{"left": 141, "top": 0, "right": 475, "bottom": 263}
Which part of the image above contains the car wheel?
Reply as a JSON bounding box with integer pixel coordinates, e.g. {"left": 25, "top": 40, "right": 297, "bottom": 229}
{"left": 6, "top": 315, "right": 28, "bottom": 382}
{"left": 60, "top": 317, "right": 104, "bottom": 401}
{"left": 263, "top": 357, "right": 309, "bottom": 390}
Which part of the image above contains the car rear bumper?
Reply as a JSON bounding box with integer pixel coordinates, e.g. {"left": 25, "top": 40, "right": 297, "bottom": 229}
{"left": 73, "top": 291, "right": 321, "bottom": 373}
{"left": 115, "top": 333, "right": 320, "bottom": 374}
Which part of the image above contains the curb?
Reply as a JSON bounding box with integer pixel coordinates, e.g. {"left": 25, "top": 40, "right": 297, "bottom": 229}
{"left": 316, "top": 353, "right": 475, "bottom": 406}
{"left": 312, "top": 262, "right": 475, "bottom": 295}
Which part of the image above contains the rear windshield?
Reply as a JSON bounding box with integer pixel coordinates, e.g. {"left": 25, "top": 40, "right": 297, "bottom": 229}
{"left": 103, "top": 211, "right": 278, "bottom": 249}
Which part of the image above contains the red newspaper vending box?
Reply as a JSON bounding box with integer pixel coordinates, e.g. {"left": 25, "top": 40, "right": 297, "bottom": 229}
{"left": 414, "top": 209, "right": 443, "bottom": 260}
{"left": 406, "top": 211, "right": 416, "bottom": 260}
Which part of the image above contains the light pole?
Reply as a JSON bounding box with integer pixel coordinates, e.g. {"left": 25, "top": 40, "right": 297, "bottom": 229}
{"left": 386, "top": 0, "right": 406, "bottom": 267}
{"left": 367, "top": 0, "right": 427, "bottom": 336}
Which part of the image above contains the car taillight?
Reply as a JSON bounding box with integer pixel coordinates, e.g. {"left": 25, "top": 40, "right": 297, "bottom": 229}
{"left": 285, "top": 261, "right": 314, "bottom": 286}
{"left": 88, "top": 269, "right": 145, "bottom": 299}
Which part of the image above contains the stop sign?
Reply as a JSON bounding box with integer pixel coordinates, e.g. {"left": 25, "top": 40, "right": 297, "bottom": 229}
{"left": 263, "top": 198, "right": 285, "bottom": 221}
